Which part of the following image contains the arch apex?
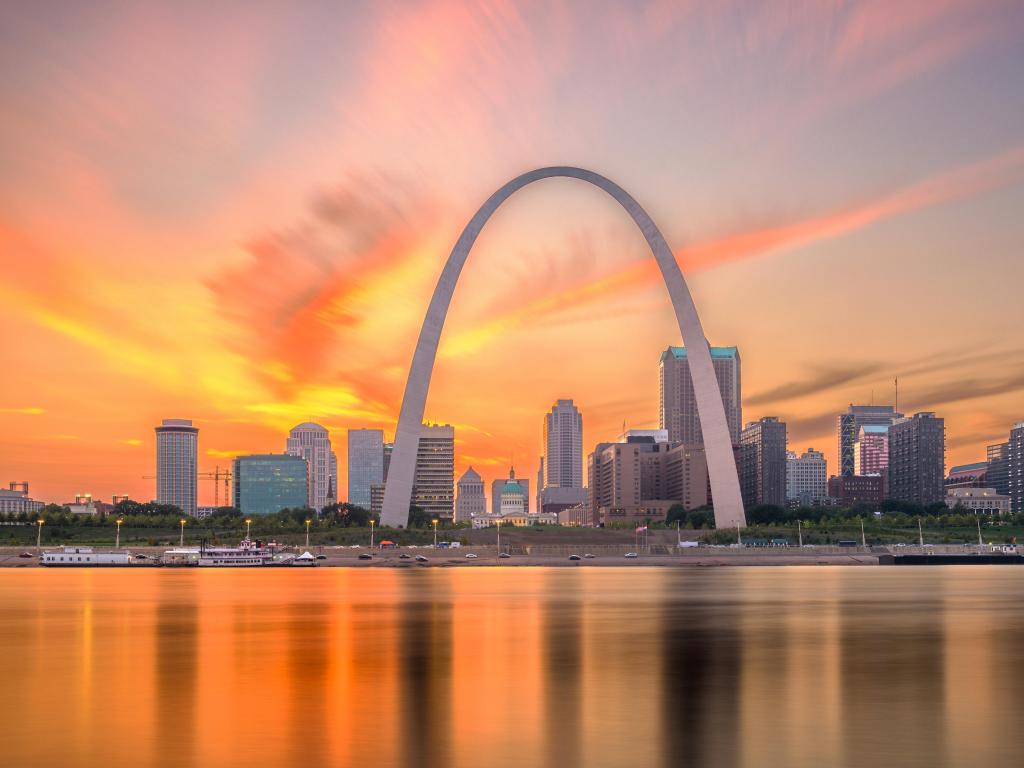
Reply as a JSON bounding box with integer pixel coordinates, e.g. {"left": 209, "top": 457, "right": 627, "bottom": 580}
{"left": 380, "top": 168, "right": 746, "bottom": 530}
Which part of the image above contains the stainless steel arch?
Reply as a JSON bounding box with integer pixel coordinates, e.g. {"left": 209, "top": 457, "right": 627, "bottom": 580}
{"left": 380, "top": 167, "right": 746, "bottom": 530}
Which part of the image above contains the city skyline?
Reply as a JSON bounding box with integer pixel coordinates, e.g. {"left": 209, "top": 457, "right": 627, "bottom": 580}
{"left": 3, "top": 2, "right": 1024, "bottom": 504}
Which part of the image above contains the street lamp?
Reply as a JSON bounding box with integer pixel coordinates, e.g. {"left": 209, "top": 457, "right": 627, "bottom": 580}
{"left": 432, "top": 519, "right": 439, "bottom": 549}
{"left": 245, "top": 518, "right": 252, "bottom": 541}
{"left": 36, "top": 518, "right": 44, "bottom": 550}
{"left": 496, "top": 518, "right": 502, "bottom": 556}
{"left": 370, "top": 518, "right": 375, "bottom": 550}
{"left": 179, "top": 518, "right": 187, "bottom": 547}
{"left": 116, "top": 517, "right": 124, "bottom": 549}
{"left": 305, "top": 518, "right": 312, "bottom": 549}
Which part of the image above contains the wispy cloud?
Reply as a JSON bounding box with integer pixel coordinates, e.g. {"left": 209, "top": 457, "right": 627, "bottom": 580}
{"left": 747, "top": 364, "right": 887, "bottom": 407}
{"left": 0, "top": 406, "right": 45, "bottom": 415}
{"left": 454, "top": 144, "right": 1024, "bottom": 341}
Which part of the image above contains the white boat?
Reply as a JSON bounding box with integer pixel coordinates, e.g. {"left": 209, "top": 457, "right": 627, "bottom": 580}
{"left": 198, "top": 539, "right": 275, "bottom": 567}
{"left": 41, "top": 547, "right": 134, "bottom": 567}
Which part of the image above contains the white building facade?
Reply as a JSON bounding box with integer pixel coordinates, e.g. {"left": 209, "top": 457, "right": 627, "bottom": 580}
{"left": 286, "top": 423, "right": 338, "bottom": 514}
{"left": 786, "top": 448, "right": 828, "bottom": 504}
{"left": 945, "top": 487, "right": 1010, "bottom": 514}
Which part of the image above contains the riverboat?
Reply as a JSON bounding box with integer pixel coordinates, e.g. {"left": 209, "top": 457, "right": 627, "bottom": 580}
{"left": 41, "top": 547, "right": 134, "bottom": 567}
{"left": 198, "top": 538, "right": 276, "bottom": 567}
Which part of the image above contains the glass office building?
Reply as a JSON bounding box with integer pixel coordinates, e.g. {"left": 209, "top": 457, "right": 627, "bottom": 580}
{"left": 348, "top": 429, "right": 384, "bottom": 508}
{"left": 233, "top": 454, "right": 309, "bottom": 515}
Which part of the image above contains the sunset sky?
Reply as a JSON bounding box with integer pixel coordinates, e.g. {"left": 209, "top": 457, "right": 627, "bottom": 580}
{"left": 2, "top": 0, "right": 1024, "bottom": 505}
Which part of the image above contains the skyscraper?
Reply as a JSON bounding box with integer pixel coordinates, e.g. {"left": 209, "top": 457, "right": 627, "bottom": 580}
{"left": 286, "top": 423, "right": 337, "bottom": 514}
{"left": 540, "top": 399, "right": 587, "bottom": 514}
{"left": 660, "top": 346, "right": 741, "bottom": 445}
{"left": 837, "top": 405, "right": 900, "bottom": 477}
{"left": 347, "top": 429, "right": 384, "bottom": 508}
{"left": 543, "top": 399, "right": 583, "bottom": 488}
{"left": 987, "top": 441, "right": 1010, "bottom": 495}
{"left": 413, "top": 423, "right": 455, "bottom": 520}
{"left": 455, "top": 467, "right": 486, "bottom": 522}
{"left": 232, "top": 454, "right": 308, "bottom": 516}
{"left": 155, "top": 418, "right": 198, "bottom": 516}
{"left": 1007, "top": 422, "right": 1024, "bottom": 512}
{"left": 739, "top": 417, "right": 787, "bottom": 509}
{"left": 887, "top": 412, "right": 945, "bottom": 505}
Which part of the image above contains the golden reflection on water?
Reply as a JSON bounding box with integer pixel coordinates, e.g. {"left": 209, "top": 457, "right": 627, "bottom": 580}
{"left": 1, "top": 567, "right": 1023, "bottom": 768}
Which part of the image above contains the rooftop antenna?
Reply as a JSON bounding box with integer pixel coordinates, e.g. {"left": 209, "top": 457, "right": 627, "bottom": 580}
{"left": 895, "top": 377, "right": 899, "bottom": 415}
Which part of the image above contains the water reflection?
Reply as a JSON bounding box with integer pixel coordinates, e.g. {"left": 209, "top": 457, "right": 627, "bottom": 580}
{"left": 154, "top": 574, "right": 198, "bottom": 766}
{"left": 2, "top": 567, "right": 1024, "bottom": 768}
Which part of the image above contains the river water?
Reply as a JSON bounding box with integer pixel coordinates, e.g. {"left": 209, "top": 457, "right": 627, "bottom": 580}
{"left": 1, "top": 567, "right": 1022, "bottom": 767}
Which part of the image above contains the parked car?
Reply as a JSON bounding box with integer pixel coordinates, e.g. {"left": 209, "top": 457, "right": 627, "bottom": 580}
{"left": 316, "top": 554, "right": 327, "bottom": 560}
{"left": 18, "top": 552, "right": 34, "bottom": 559}
{"left": 415, "top": 555, "right": 429, "bottom": 562}
{"left": 624, "top": 552, "right": 639, "bottom": 559}
{"left": 358, "top": 552, "right": 373, "bottom": 560}
{"left": 568, "top": 554, "right": 582, "bottom": 561}
{"left": 399, "top": 553, "right": 412, "bottom": 560}
{"left": 583, "top": 553, "right": 595, "bottom": 559}
{"left": 465, "top": 553, "right": 478, "bottom": 559}
{"left": 499, "top": 552, "right": 511, "bottom": 559}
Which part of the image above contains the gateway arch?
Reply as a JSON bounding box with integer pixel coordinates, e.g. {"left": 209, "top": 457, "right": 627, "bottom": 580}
{"left": 380, "top": 167, "right": 746, "bottom": 530}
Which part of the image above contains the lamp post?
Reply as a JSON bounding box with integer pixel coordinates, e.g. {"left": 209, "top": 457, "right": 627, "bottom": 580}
{"left": 370, "top": 519, "right": 375, "bottom": 550}
{"left": 918, "top": 517, "right": 924, "bottom": 547}
{"left": 245, "top": 518, "right": 252, "bottom": 541}
{"left": 36, "top": 518, "right": 44, "bottom": 550}
{"left": 116, "top": 517, "right": 123, "bottom": 549}
{"left": 432, "top": 519, "right": 439, "bottom": 549}
{"left": 179, "top": 518, "right": 186, "bottom": 548}
{"left": 860, "top": 518, "right": 866, "bottom": 548}
{"left": 798, "top": 519, "right": 803, "bottom": 547}
{"left": 976, "top": 513, "right": 983, "bottom": 549}
{"left": 496, "top": 518, "right": 502, "bottom": 556}
{"left": 305, "top": 518, "right": 311, "bottom": 549}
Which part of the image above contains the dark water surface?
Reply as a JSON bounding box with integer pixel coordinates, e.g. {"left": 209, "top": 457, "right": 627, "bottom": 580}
{"left": 2, "top": 567, "right": 1023, "bottom": 767}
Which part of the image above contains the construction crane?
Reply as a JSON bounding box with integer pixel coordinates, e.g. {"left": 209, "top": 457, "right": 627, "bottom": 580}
{"left": 199, "top": 467, "right": 233, "bottom": 507}
{"left": 141, "top": 466, "right": 234, "bottom": 507}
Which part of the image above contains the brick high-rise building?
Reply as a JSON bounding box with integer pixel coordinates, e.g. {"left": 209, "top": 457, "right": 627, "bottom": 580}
{"left": 887, "top": 412, "right": 945, "bottom": 505}
{"left": 739, "top": 417, "right": 787, "bottom": 509}
{"left": 587, "top": 435, "right": 708, "bottom": 525}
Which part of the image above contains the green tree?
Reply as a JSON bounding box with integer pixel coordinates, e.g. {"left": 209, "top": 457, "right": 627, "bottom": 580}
{"left": 665, "top": 504, "right": 687, "bottom": 526}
